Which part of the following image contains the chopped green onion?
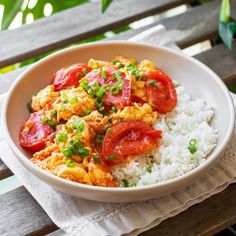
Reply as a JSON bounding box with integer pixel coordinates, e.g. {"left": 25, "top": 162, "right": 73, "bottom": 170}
{"left": 126, "top": 62, "right": 133, "bottom": 67}
{"left": 111, "top": 73, "right": 116, "bottom": 81}
{"left": 147, "top": 166, "right": 152, "bottom": 173}
{"left": 73, "top": 119, "right": 84, "bottom": 132}
{"left": 112, "top": 59, "right": 119, "bottom": 65}
{"left": 51, "top": 110, "right": 57, "bottom": 118}
{"left": 82, "top": 68, "right": 89, "bottom": 74}
{"left": 41, "top": 116, "right": 48, "bottom": 123}
{"left": 92, "top": 82, "right": 100, "bottom": 92}
{"left": 93, "top": 155, "right": 101, "bottom": 164}
{"left": 148, "top": 80, "right": 157, "bottom": 87}
{"left": 129, "top": 183, "right": 136, "bottom": 187}
{"left": 96, "top": 134, "right": 104, "bottom": 147}
{"left": 108, "top": 154, "right": 117, "bottom": 161}
{"left": 57, "top": 133, "right": 67, "bottom": 143}
{"left": 72, "top": 140, "right": 83, "bottom": 148}
{"left": 61, "top": 104, "right": 66, "bottom": 111}
{"left": 85, "top": 109, "right": 92, "bottom": 115}
{"left": 117, "top": 118, "right": 123, "bottom": 123}
{"left": 114, "top": 71, "right": 122, "bottom": 80}
{"left": 104, "top": 125, "right": 110, "bottom": 131}
{"left": 110, "top": 85, "right": 121, "bottom": 95}
{"left": 62, "top": 146, "right": 73, "bottom": 158}
{"left": 111, "top": 106, "right": 118, "bottom": 112}
{"left": 66, "top": 159, "right": 75, "bottom": 168}
{"left": 80, "top": 78, "right": 90, "bottom": 91}
{"left": 86, "top": 89, "right": 93, "bottom": 96}
{"left": 76, "top": 72, "right": 83, "bottom": 78}
{"left": 70, "top": 97, "right": 78, "bottom": 105}
{"left": 61, "top": 93, "right": 68, "bottom": 103}
{"left": 76, "top": 147, "right": 89, "bottom": 157}
{"left": 188, "top": 139, "right": 197, "bottom": 154}
{"left": 95, "top": 99, "right": 103, "bottom": 109}
{"left": 48, "top": 119, "right": 56, "bottom": 128}
{"left": 121, "top": 179, "right": 129, "bottom": 187}
{"left": 101, "top": 68, "right": 107, "bottom": 80}
{"left": 96, "top": 87, "right": 106, "bottom": 99}
{"left": 117, "top": 62, "right": 124, "bottom": 68}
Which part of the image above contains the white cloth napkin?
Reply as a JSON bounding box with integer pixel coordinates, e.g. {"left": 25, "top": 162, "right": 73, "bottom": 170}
{"left": 1, "top": 26, "right": 236, "bottom": 236}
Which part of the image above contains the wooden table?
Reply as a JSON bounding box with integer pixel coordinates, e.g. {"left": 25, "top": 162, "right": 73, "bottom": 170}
{"left": 0, "top": 0, "right": 236, "bottom": 235}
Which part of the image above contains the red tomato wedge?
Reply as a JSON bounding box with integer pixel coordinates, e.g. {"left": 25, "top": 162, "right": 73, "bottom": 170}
{"left": 85, "top": 67, "right": 131, "bottom": 109}
{"left": 145, "top": 69, "right": 177, "bottom": 114}
{"left": 52, "top": 64, "right": 92, "bottom": 91}
{"left": 19, "top": 111, "right": 54, "bottom": 152}
{"left": 102, "top": 121, "right": 162, "bottom": 165}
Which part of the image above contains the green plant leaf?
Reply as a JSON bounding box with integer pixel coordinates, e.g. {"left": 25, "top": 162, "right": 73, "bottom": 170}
{"left": 102, "top": 0, "right": 113, "bottom": 13}
{"left": 0, "top": 0, "right": 23, "bottom": 30}
{"left": 219, "top": 0, "right": 236, "bottom": 49}
{"left": 219, "top": 22, "right": 236, "bottom": 49}
{"left": 220, "top": 0, "right": 231, "bottom": 23}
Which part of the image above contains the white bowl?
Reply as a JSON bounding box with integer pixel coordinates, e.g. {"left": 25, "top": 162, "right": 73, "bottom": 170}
{"left": 2, "top": 41, "right": 235, "bottom": 202}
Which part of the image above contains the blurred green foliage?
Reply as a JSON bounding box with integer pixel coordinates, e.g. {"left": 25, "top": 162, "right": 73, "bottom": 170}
{"left": 0, "top": 0, "right": 88, "bottom": 30}
{"left": 219, "top": 0, "right": 236, "bottom": 49}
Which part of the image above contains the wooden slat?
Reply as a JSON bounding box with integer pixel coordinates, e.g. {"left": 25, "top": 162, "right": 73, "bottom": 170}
{"left": 0, "top": 187, "right": 58, "bottom": 236}
{"left": 194, "top": 44, "right": 236, "bottom": 83}
{"left": 0, "top": 0, "right": 188, "bottom": 68}
{"left": 0, "top": 183, "right": 235, "bottom": 236}
{"left": 113, "top": 0, "right": 220, "bottom": 48}
{"left": 141, "top": 183, "right": 236, "bottom": 236}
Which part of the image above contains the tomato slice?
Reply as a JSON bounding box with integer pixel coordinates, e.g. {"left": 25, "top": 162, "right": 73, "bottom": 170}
{"left": 145, "top": 69, "right": 177, "bottom": 114}
{"left": 102, "top": 120, "right": 162, "bottom": 165}
{"left": 52, "top": 64, "right": 92, "bottom": 91}
{"left": 19, "top": 111, "right": 54, "bottom": 152}
{"left": 85, "top": 67, "right": 131, "bottom": 109}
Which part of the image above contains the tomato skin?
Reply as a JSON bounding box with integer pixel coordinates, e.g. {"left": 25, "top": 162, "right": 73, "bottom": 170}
{"left": 102, "top": 121, "right": 162, "bottom": 165}
{"left": 52, "top": 64, "right": 92, "bottom": 91}
{"left": 145, "top": 69, "right": 177, "bottom": 114}
{"left": 85, "top": 67, "right": 131, "bottom": 109}
{"left": 19, "top": 111, "right": 54, "bottom": 152}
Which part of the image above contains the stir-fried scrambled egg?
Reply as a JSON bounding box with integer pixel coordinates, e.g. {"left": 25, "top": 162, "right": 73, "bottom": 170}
{"left": 29, "top": 56, "right": 159, "bottom": 187}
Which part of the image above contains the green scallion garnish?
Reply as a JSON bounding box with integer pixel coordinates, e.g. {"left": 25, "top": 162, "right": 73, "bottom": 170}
{"left": 104, "top": 125, "right": 110, "bottom": 131}
{"left": 76, "top": 147, "right": 89, "bottom": 157}
{"left": 101, "top": 68, "right": 107, "bottom": 80}
{"left": 147, "top": 166, "right": 152, "bottom": 173}
{"left": 188, "top": 139, "right": 197, "bottom": 154}
{"left": 93, "top": 155, "right": 101, "bottom": 164}
{"left": 51, "top": 109, "right": 57, "bottom": 118}
{"left": 121, "top": 179, "right": 129, "bottom": 187}
{"left": 111, "top": 106, "right": 118, "bottom": 112}
{"left": 108, "top": 154, "right": 117, "bottom": 161}
{"left": 61, "top": 104, "right": 66, "bottom": 111}
{"left": 61, "top": 93, "right": 68, "bottom": 103}
{"left": 82, "top": 68, "right": 89, "bottom": 74}
{"left": 66, "top": 159, "right": 75, "bottom": 168}
{"left": 73, "top": 119, "right": 84, "bottom": 132}
{"left": 70, "top": 97, "right": 78, "bottom": 105}
{"left": 96, "top": 87, "right": 106, "bottom": 99}
{"left": 148, "top": 80, "right": 157, "bottom": 87}
{"left": 57, "top": 133, "right": 67, "bottom": 143}
{"left": 62, "top": 146, "right": 73, "bottom": 158}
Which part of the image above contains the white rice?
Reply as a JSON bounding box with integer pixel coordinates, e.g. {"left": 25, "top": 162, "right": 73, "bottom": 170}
{"left": 112, "top": 85, "right": 218, "bottom": 187}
